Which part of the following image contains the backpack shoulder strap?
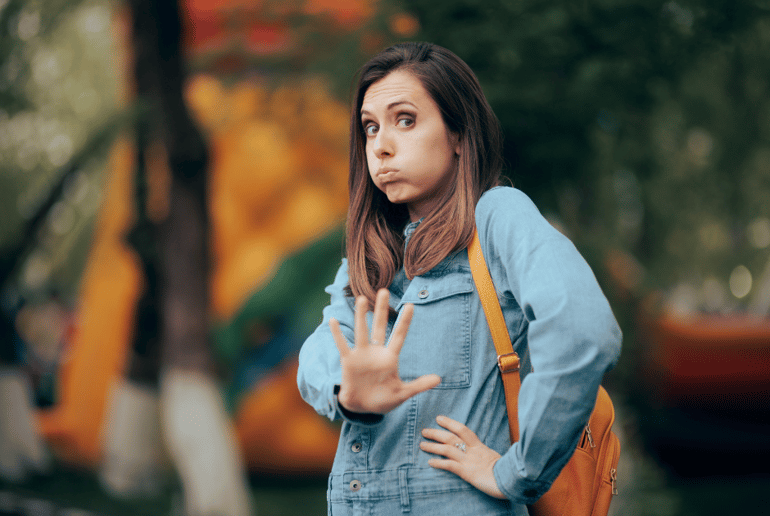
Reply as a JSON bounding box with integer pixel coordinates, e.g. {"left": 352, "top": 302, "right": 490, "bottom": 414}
{"left": 468, "top": 229, "right": 522, "bottom": 443}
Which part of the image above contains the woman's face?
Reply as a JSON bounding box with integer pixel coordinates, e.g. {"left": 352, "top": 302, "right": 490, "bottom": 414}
{"left": 361, "top": 70, "right": 460, "bottom": 222}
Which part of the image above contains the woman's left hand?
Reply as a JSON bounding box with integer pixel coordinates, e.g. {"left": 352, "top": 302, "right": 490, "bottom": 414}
{"left": 420, "top": 415, "right": 506, "bottom": 500}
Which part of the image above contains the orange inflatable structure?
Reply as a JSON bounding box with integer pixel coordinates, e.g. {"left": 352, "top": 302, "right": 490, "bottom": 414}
{"left": 36, "top": 75, "right": 350, "bottom": 475}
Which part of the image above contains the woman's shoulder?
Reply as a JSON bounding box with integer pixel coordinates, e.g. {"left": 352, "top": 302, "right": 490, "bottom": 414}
{"left": 475, "top": 186, "right": 544, "bottom": 225}
{"left": 474, "top": 186, "right": 566, "bottom": 259}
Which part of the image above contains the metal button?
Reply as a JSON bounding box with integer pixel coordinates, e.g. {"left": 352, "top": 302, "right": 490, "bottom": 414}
{"left": 350, "top": 480, "right": 362, "bottom": 492}
{"left": 351, "top": 442, "right": 362, "bottom": 453}
{"left": 418, "top": 289, "right": 429, "bottom": 299}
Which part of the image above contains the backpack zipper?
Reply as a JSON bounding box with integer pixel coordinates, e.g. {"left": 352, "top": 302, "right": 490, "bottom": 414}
{"left": 610, "top": 468, "right": 618, "bottom": 495}
{"left": 585, "top": 424, "right": 596, "bottom": 448}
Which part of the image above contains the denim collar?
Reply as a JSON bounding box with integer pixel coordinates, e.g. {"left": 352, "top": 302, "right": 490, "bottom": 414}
{"left": 403, "top": 218, "right": 423, "bottom": 247}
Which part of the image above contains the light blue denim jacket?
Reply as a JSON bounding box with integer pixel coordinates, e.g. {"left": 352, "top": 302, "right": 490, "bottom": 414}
{"left": 297, "top": 187, "right": 622, "bottom": 515}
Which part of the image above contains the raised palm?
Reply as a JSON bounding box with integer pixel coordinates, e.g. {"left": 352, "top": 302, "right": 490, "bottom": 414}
{"left": 330, "top": 289, "right": 441, "bottom": 414}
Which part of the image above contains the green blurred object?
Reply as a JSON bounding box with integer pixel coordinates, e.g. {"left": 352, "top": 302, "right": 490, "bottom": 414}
{"left": 402, "top": 0, "right": 770, "bottom": 315}
{"left": 212, "top": 225, "right": 349, "bottom": 414}
{"left": 213, "top": 224, "right": 345, "bottom": 365}
{"left": 401, "top": 0, "right": 770, "bottom": 374}
{"left": 0, "top": 0, "right": 122, "bottom": 301}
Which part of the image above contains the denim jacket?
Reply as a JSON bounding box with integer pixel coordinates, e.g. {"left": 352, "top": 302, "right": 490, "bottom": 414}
{"left": 297, "top": 187, "right": 622, "bottom": 515}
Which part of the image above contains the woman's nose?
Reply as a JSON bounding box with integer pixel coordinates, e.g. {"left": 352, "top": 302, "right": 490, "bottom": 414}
{"left": 373, "top": 129, "right": 393, "bottom": 158}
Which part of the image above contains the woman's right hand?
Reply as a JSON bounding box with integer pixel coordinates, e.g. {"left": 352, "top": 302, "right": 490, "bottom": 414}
{"left": 330, "top": 288, "right": 441, "bottom": 415}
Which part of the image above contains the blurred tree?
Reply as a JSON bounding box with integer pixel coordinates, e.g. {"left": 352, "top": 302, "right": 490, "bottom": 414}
{"left": 97, "top": 1, "right": 254, "bottom": 513}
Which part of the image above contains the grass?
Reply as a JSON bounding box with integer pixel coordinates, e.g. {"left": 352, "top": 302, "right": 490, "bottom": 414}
{"left": 0, "top": 467, "right": 328, "bottom": 516}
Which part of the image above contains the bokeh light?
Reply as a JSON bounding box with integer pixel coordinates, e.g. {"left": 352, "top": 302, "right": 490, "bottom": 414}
{"left": 747, "top": 217, "right": 770, "bottom": 249}
{"left": 729, "top": 265, "right": 753, "bottom": 299}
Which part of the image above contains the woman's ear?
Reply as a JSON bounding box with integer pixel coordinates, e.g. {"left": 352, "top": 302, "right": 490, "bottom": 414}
{"left": 453, "top": 133, "right": 461, "bottom": 156}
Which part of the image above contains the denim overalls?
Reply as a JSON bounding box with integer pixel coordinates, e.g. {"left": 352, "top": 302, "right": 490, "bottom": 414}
{"left": 298, "top": 187, "right": 622, "bottom": 515}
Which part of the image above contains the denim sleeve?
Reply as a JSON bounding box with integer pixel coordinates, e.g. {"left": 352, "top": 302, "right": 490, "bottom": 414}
{"left": 477, "top": 188, "right": 622, "bottom": 505}
{"left": 296, "top": 259, "right": 384, "bottom": 426}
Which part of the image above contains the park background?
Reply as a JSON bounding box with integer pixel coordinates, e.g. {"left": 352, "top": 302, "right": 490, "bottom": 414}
{"left": 1, "top": 0, "right": 769, "bottom": 515}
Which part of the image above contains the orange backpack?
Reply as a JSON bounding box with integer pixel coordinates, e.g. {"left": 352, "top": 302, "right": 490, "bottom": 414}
{"left": 469, "top": 230, "right": 620, "bottom": 516}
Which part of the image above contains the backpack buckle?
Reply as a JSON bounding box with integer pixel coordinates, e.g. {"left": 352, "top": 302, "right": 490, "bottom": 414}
{"left": 497, "top": 352, "right": 520, "bottom": 373}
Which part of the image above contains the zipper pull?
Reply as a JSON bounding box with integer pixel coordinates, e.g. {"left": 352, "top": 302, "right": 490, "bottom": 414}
{"left": 585, "top": 425, "right": 595, "bottom": 448}
{"left": 610, "top": 468, "right": 618, "bottom": 495}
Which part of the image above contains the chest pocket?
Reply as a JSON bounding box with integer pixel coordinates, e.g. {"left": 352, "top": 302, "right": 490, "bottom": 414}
{"left": 396, "top": 269, "right": 474, "bottom": 389}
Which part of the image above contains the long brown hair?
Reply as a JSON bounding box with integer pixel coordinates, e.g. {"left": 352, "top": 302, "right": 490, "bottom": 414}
{"left": 347, "top": 42, "right": 504, "bottom": 308}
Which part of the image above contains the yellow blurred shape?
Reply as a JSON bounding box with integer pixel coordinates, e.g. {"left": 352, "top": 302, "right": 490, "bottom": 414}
{"left": 227, "top": 82, "right": 266, "bottom": 124}
{"left": 211, "top": 236, "right": 279, "bottom": 319}
{"left": 270, "top": 183, "right": 339, "bottom": 254}
{"left": 185, "top": 74, "right": 228, "bottom": 131}
{"left": 212, "top": 120, "right": 298, "bottom": 215}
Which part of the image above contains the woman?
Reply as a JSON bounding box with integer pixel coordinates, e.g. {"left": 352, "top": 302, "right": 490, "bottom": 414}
{"left": 297, "top": 42, "right": 621, "bottom": 515}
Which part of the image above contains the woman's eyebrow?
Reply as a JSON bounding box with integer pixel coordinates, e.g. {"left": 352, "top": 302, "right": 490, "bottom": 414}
{"left": 386, "top": 100, "right": 417, "bottom": 110}
{"left": 361, "top": 100, "right": 418, "bottom": 118}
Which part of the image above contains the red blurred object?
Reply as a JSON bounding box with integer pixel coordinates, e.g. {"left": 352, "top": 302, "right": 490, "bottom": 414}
{"left": 181, "top": 0, "right": 372, "bottom": 56}
{"left": 643, "top": 311, "right": 770, "bottom": 410}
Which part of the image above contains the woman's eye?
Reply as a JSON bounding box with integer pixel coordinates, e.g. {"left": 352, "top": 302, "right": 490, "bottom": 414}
{"left": 364, "top": 124, "right": 378, "bottom": 136}
{"left": 397, "top": 117, "right": 414, "bottom": 128}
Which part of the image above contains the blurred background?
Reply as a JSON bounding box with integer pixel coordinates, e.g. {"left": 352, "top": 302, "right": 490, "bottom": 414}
{"left": 0, "top": 0, "right": 768, "bottom": 515}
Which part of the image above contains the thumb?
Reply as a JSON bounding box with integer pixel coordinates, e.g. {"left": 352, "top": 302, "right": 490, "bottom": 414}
{"left": 400, "top": 374, "right": 441, "bottom": 400}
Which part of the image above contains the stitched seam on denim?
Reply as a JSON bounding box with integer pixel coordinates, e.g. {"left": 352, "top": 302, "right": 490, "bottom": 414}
{"left": 398, "top": 467, "right": 410, "bottom": 512}
{"left": 462, "top": 282, "right": 471, "bottom": 383}
{"left": 405, "top": 396, "right": 417, "bottom": 464}
{"left": 406, "top": 485, "right": 477, "bottom": 497}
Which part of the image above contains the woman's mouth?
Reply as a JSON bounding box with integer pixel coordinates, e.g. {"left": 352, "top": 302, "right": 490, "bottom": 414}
{"left": 377, "top": 168, "right": 398, "bottom": 182}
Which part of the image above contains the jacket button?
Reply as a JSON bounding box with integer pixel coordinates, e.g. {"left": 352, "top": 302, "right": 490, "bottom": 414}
{"left": 351, "top": 442, "right": 362, "bottom": 453}
{"left": 350, "top": 480, "right": 362, "bottom": 491}
{"left": 418, "top": 289, "right": 429, "bottom": 299}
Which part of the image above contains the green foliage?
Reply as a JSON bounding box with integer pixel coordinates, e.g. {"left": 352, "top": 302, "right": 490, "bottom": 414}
{"left": 0, "top": 0, "right": 121, "bottom": 299}
{"left": 403, "top": 0, "right": 770, "bottom": 312}
{"left": 405, "top": 0, "right": 762, "bottom": 197}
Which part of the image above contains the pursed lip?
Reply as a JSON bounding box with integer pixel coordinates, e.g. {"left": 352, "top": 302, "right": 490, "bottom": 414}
{"left": 376, "top": 168, "right": 399, "bottom": 182}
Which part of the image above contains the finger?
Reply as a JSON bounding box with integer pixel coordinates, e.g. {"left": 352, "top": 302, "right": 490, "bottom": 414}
{"left": 421, "top": 427, "right": 458, "bottom": 444}
{"left": 354, "top": 296, "right": 370, "bottom": 347}
{"left": 400, "top": 374, "right": 441, "bottom": 400}
{"left": 419, "top": 440, "right": 465, "bottom": 460}
{"left": 387, "top": 303, "right": 413, "bottom": 355}
{"left": 370, "top": 289, "right": 389, "bottom": 346}
{"left": 329, "top": 318, "right": 350, "bottom": 358}
{"left": 436, "top": 415, "right": 479, "bottom": 445}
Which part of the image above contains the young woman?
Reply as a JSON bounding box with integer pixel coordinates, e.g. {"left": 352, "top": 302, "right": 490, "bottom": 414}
{"left": 297, "top": 42, "right": 622, "bottom": 516}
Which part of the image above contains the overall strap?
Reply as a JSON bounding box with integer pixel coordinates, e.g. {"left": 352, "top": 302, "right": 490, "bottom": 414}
{"left": 468, "top": 229, "right": 522, "bottom": 443}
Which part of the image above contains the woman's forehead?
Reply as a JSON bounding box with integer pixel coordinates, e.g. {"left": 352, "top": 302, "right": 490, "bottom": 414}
{"left": 361, "top": 70, "right": 431, "bottom": 114}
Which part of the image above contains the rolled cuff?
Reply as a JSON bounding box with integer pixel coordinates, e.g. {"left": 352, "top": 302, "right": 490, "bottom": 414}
{"left": 333, "top": 385, "right": 384, "bottom": 426}
{"left": 493, "top": 449, "right": 553, "bottom": 505}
